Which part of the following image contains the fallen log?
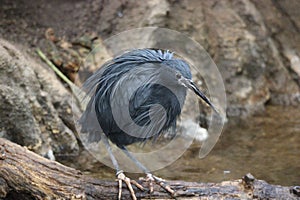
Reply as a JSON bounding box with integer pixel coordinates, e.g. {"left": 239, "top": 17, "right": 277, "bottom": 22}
{"left": 0, "top": 138, "right": 298, "bottom": 200}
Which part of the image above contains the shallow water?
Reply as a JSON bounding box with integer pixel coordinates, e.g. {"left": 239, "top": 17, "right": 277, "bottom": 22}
{"left": 68, "top": 105, "right": 300, "bottom": 186}
{"left": 155, "top": 105, "right": 300, "bottom": 186}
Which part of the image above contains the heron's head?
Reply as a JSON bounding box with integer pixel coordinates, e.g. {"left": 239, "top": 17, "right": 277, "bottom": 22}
{"left": 163, "top": 59, "right": 219, "bottom": 114}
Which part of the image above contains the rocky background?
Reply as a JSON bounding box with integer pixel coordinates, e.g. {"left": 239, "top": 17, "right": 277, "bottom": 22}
{"left": 0, "top": 0, "right": 299, "bottom": 177}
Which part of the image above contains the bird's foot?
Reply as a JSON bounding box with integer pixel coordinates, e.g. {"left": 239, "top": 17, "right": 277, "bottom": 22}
{"left": 140, "top": 173, "right": 175, "bottom": 195}
{"left": 116, "top": 170, "right": 144, "bottom": 200}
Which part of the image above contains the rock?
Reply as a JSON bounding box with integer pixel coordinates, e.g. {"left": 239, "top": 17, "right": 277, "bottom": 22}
{"left": 0, "top": 39, "right": 79, "bottom": 158}
{"left": 141, "top": 0, "right": 170, "bottom": 26}
{"left": 0, "top": 85, "right": 42, "bottom": 151}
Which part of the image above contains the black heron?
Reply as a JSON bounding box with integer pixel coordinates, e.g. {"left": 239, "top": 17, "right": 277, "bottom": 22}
{"left": 79, "top": 49, "right": 218, "bottom": 199}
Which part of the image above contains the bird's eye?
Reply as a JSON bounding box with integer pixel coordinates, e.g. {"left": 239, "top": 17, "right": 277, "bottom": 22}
{"left": 176, "top": 73, "right": 182, "bottom": 79}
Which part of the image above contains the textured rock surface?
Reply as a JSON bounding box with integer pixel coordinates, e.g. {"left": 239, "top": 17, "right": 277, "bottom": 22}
{"left": 0, "top": 40, "right": 79, "bottom": 158}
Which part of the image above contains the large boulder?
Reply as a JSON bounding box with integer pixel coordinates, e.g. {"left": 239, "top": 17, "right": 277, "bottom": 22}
{"left": 0, "top": 40, "right": 79, "bottom": 159}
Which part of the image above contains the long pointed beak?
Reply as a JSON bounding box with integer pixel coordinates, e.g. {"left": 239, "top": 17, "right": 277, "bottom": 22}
{"left": 181, "top": 78, "right": 219, "bottom": 114}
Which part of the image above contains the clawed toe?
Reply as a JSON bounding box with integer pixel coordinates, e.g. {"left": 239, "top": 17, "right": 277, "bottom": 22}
{"left": 116, "top": 171, "right": 144, "bottom": 200}
{"left": 140, "top": 173, "right": 175, "bottom": 195}
{"left": 115, "top": 171, "right": 174, "bottom": 199}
